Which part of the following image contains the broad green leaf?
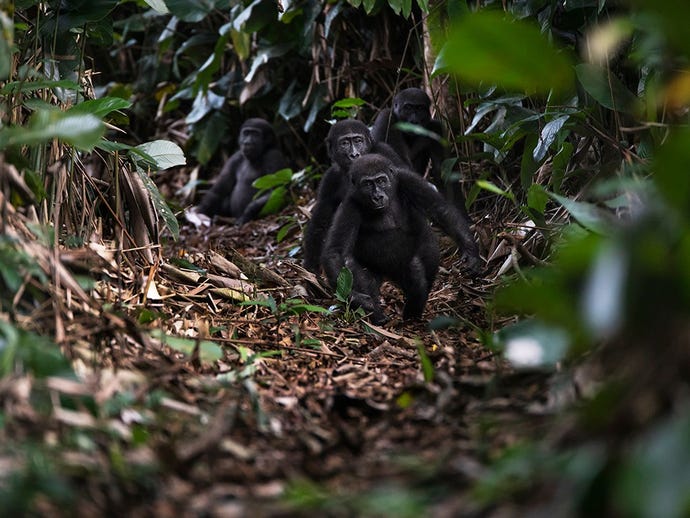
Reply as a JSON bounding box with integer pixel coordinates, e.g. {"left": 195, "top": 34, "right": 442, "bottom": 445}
{"left": 166, "top": 0, "right": 216, "bottom": 22}
{"left": 549, "top": 192, "right": 611, "bottom": 234}
{"left": 186, "top": 89, "right": 225, "bottom": 125}
{"left": 276, "top": 222, "right": 296, "bottom": 243}
{"left": 494, "top": 319, "right": 570, "bottom": 370}
{"left": 362, "top": 0, "right": 377, "bottom": 14}
{"left": 324, "top": 2, "right": 343, "bottom": 37}
{"left": 245, "top": 43, "right": 292, "bottom": 83}
{"left": 0, "top": 321, "right": 72, "bottom": 377}
{"left": 520, "top": 133, "right": 539, "bottom": 190}
{"left": 134, "top": 140, "right": 187, "bottom": 170}
{"left": 533, "top": 115, "right": 569, "bottom": 162}
{"left": 440, "top": 11, "right": 574, "bottom": 94}
{"left": 253, "top": 168, "right": 293, "bottom": 190}
{"left": 652, "top": 127, "right": 690, "bottom": 212}
{"left": 575, "top": 63, "right": 642, "bottom": 114}
{"left": 0, "top": 79, "right": 81, "bottom": 95}
{"left": 258, "top": 186, "right": 288, "bottom": 216}
{"left": 526, "top": 183, "right": 549, "bottom": 216}
{"left": 332, "top": 97, "right": 366, "bottom": 109}
{"left": 0, "top": 110, "right": 103, "bottom": 151}
{"left": 68, "top": 97, "right": 132, "bottom": 119}
{"left": 614, "top": 412, "right": 690, "bottom": 518}
{"left": 233, "top": 0, "right": 278, "bottom": 32}
{"left": 284, "top": 303, "right": 331, "bottom": 315}
{"left": 143, "top": 0, "right": 170, "bottom": 13}
{"left": 336, "top": 267, "right": 353, "bottom": 302}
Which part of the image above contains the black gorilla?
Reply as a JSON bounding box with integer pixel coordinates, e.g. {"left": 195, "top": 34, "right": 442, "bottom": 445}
{"left": 197, "top": 118, "right": 288, "bottom": 224}
{"left": 371, "top": 87, "right": 474, "bottom": 215}
{"left": 302, "top": 119, "right": 406, "bottom": 273}
{"left": 323, "top": 154, "right": 481, "bottom": 324}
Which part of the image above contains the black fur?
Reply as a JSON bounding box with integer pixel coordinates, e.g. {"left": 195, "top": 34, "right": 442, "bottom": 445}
{"left": 372, "top": 88, "right": 469, "bottom": 210}
{"left": 302, "top": 119, "right": 405, "bottom": 273}
{"left": 323, "top": 154, "right": 481, "bottom": 324}
{"left": 198, "top": 118, "right": 287, "bottom": 224}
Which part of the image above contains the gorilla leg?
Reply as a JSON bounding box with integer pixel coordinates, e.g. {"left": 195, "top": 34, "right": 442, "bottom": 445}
{"left": 346, "top": 259, "right": 386, "bottom": 324}
{"left": 401, "top": 232, "right": 440, "bottom": 320}
{"left": 400, "top": 256, "right": 432, "bottom": 320}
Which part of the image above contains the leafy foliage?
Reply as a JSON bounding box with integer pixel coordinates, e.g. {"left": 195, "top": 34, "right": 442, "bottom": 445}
{"left": 2, "top": 0, "right": 690, "bottom": 514}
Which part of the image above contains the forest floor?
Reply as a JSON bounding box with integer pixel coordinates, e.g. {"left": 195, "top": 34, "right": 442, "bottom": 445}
{"left": 2, "top": 184, "right": 559, "bottom": 516}
{"left": 111, "top": 206, "right": 554, "bottom": 517}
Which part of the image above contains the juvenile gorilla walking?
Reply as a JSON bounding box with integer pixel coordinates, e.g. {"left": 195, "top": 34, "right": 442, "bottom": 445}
{"left": 197, "top": 118, "right": 287, "bottom": 224}
{"left": 323, "top": 154, "right": 481, "bottom": 324}
{"left": 302, "top": 119, "right": 405, "bottom": 273}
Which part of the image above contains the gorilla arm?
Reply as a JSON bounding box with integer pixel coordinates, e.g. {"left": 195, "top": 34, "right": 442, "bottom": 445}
{"left": 397, "top": 169, "right": 481, "bottom": 274}
{"left": 322, "top": 198, "right": 363, "bottom": 288}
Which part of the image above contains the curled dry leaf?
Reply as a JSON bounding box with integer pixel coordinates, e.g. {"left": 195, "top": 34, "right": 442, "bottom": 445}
{"left": 208, "top": 250, "right": 244, "bottom": 279}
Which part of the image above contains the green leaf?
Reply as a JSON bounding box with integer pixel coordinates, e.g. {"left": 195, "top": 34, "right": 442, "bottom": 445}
{"left": 527, "top": 183, "right": 549, "bottom": 216}
{"left": 494, "top": 319, "right": 570, "bottom": 370}
{"left": 395, "top": 121, "right": 443, "bottom": 142}
{"left": 68, "top": 97, "right": 132, "bottom": 119}
{"left": 143, "top": 0, "right": 170, "bottom": 13}
{"left": 0, "top": 110, "right": 104, "bottom": 151}
{"left": 652, "top": 127, "right": 690, "bottom": 212}
{"left": 0, "top": 322, "right": 72, "bottom": 378}
{"left": 417, "top": 342, "right": 434, "bottom": 382}
{"left": 253, "top": 168, "right": 293, "bottom": 190}
{"left": 233, "top": 0, "right": 278, "bottom": 32}
{"left": 166, "top": 0, "right": 216, "bottom": 22}
{"left": 476, "top": 180, "right": 516, "bottom": 201}
{"left": 133, "top": 140, "right": 187, "bottom": 170}
{"left": 441, "top": 11, "right": 574, "bottom": 94}
{"left": 332, "top": 97, "right": 366, "bottom": 109}
{"left": 258, "top": 186, "right": 288, "bottom": 217}
{"left": 575, "top": 63, "right": 642, "bottom": 115}
{"left": 362, "top": 0, "right": 377, "bottom": 14}
{"left": 336, "top": 267, "right": 353, "bottom": 302}
{"left": 533, "top": 115, "right": 569, "bottom": 162}
{"left": 549, "top": 192, "right": 611, "bottom": 234}
{"left": 0, "top": 79, "right": 81, "bottom": 95}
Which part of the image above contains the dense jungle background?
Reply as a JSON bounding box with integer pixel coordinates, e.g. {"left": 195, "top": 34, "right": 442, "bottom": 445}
{"left": 2, "top": 0, "right": 690, "bottom": 515}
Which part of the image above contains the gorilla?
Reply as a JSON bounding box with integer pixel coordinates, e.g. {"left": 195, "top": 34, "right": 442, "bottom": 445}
{"left": 197, "top": 118, "right": 288, "bottom": 224}
{"left": 302, "top": 119, "right": 406, "bottom": 273}
{"left": 322, "top": 154, "right": 481, "bottom": 324}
